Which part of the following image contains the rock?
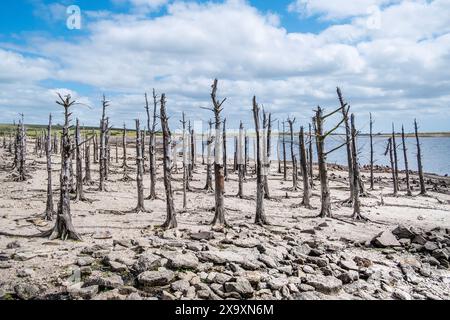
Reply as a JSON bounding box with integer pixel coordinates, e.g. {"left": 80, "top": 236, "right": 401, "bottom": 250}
{"left": 338, "top": 270, "right": 359, "bottom": 284}
{"left": 353, "top": 256, "right": 372, "bottom": 268}
{"left": 76, "top": 257, "right": 95, "bottom": 267}
{"left": 190, "top": 231, "right": 214, "bottom": 241}
{"left": 166, "top": 253, "right": 199, "bottom": 270}
{"left": 424, "top": 241, "right": 439, "bottom": 252}
{"left": 0, "top": 261, "right": 12, "bottom": 269}
{"left": 0, "top": 254, "right": 10, "bottom": 262}
{"left": 138, "top": 269, "right": 175, "bottom": 288}
{"left": 108, "top": 261, "right": 128, "bottom": 272}
{"left": 187, "top": 243, "right": 204, "bottom": 252}
{"left": 6, "top": 241, "right": 20, "bottom": 249}
{"left": 267, "top": 277, "right": 289, "bottom": 290}
{"left": 302, "top": 265, "right": 315, "bottom": 274}
{"left": 92, "top": 231, "right": 112, "bottom": 239}
{"left": 300, "top": 229, "right": 316, "bottom": 235}
{"left": 392, "top": 225, "right": 415, "bottom": 239}
{"left": 80, "top": 244, "right": 109, "bottom": 255}
{"left": 161, "top": 290, "right": 177, "bottom": 300}
{"left": 372, "top": 231, "right": 401, "bottom": 248}
{"left": 197, "top": 250, "right": 259, "bottom": 270}
{"left": 412, "top": 234, "right": 427, "bottom": 245}
{"left": 171, "top": 280, "right": 190, "bottom": 293}
{"left": 126, "top": 292, "right": 142, "bottom": 300}
{"left": 393, "top": 289, "right": 411, "bottom": 300}
{"left": 13, "top": 252, "right": 36, "bottom": 261}
{"left": 17, "top": 268, "right": 35, "bottom": 278}
{"left": 291, "top": 244, "right": 311, "bottom": 257}
{"left": 93, "top": 288, "right": 124, "bottom": 300}
{"left": 133, "top": 252, "right": 162, "bottom": 273}
{"left": 213, "top": 273, "right": 232, "bottom": 284}
{"left": 339, "top": 259, "right": 359, "bottom": 271}
{"left": 306, "top": 275, "right": 342, "bottom": 295}
{"left": 113, "top": 239, "right": 134, "bottom": 248}
{"left": 298, "top": 284, "right": 315, "bottom": 292}
{"left": 224, "top": 277, "right": 254, "bottom": 298}
{"left": 85, "top": 272, "right": 124, "bottom": 289}
{"left": 67, "top": 283, "right": 99, "bottom": 300}
{"left": 233, "top": 238, "right": 260, "bottom": 248}
{"left": 197, "top": 289, "right": 211, "bottom": 299}
{"left": 259, "top": 254, "right": 278, "bottom": 268}
{"left": 432, "top": 249, "right": 449, "bottom": 261}
{"left": 306, "top": 256, "right": 329, "bottom": 268}
{"left": 14, "top": 283, "right": 40, "bottom": 300}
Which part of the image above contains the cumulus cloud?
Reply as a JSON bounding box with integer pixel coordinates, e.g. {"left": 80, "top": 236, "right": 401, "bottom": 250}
{"left": 0, "top": 0, "right": 449, "bottom": 132}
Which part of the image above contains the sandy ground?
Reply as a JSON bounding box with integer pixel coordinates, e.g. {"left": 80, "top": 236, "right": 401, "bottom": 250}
{"left": 0, "top": 141, "right": 449, "bottom": 300}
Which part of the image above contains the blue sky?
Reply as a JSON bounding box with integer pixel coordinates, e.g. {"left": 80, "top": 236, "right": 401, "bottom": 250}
{"left": 0, "top": 0, "right": 449, "bottom": 132}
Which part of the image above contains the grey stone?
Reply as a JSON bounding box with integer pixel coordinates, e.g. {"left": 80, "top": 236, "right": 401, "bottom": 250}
{"left": 393, "top": 289, "right": 411, "bottom": 300}
{"left": 267, "top": 276, "right": 289, "bottom": 290}
{"left": 17, "top": 268, "right": 35, "bottom": 278}
{"left": 13, "top": 252, "right": 36, "bottom": 261}
{"left": 167, "top": 253, "right": 199, "bottom": 270}
{"left": 303, "top": 265, "right": 315, "bottom": 274}
{"left": 190, "top": 231, "right": 214, "bottom": 241}
{"left": 224, "top": 277, "right": 254, "bottom": 298}
{"left": 76, "top": 257, "right": 95, "bottom": 267}
{"left": 213, "top": 273, "right": 232, "bottom": 284}
{"left": 392, "top": 225, "right": 415, "bottom": 239}
{"left": 306, "top": 275, "right": 342, "bottom": 295}
{"left": 338, "top": 270, "right": 359, "bottom": 284}
{"left": 108, "top": 261, "right": 128, "bottom": 272}
{"left": 6, "top": 241, "right": 21, "bottom": 249}
{"left": 424, "top": 241, "right": 439, "bottom": 252}
{"left": 92, "top": 231, "right": 112, "bottom": 239}
{"left": 298, "top": 284, "right": 315, "bottom": 292}
{"left": 339, "top": 259, "right": 359, "bottom": 271}
{"left": 133, "top": 252, "right": 162, "bottom": 273}
{"left": 85, "top": 272, "right": 124, "bottom": 289}
{"left": 259, "top": 254, "right": 278, "bottom": 268}
{"left": 67, "top": 283, "right": 99, "bottom": 300}
{"left": 14, "top": 283, "right": 40, "bottom": 300}
{"left": 138, "top": 269, "right": 175, "bottom": 288}
{"left": 171, "top": 280, "right": 190, "bottom": 293}
{"left": 306, "top": 256, "right": 329, "bottom": 268}
{"left": 372, "top": 231, "right": 401, "bottom": 248}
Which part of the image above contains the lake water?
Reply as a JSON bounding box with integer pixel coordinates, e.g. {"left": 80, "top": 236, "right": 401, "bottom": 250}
{"left": 197, "top": 135, "right": 450, "bottom": 176}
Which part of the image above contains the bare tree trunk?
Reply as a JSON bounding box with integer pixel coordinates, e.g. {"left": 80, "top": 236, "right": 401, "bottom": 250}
{"left": 204, "top": 120, "right": 214, "bottom": 192}
{"left": 253, "top": 97, "right": 268, "bottom": 225}
{"left": 210, "top": 79, "right": 227, "bottom": 227}
{"left": 115, "top": 140, "right": 118, "bottom": 163}
{"left": 44, "top": 114, "right": 55, "bottom": 220}
{"left": 299, "top": 126, "right": 311, "bottom": 208}
{"left": 181, "top": 113, "right": 188, "bottom": 210}
{"left": 392, "top": 123, "right": 399, "bottom": 194}
{"left": 308, "top": 123, "right": 314, "bottom": 188}
{"left": 287, "top": 118, "right": 298, "bottom": 190}
{"left": 84, "top": 138, "right": 93, "bottom": 185}
{"left": 277, "top": 121, "right": 282, "bottom": 174}
{"left": 369, "top": 113, "right": 375, "bottom": 190}
{"left": 244, "top": 134, "right": 249, "bottom": 178}
{"left": 99, "top": 96, "right": 109, "bottom": 191}
{"left": 233, "top": 136, "right": 238, "bottom": 172}
{"left": 414, "top": 119, "right": 427, "bottom": 195}
{"left": 134, "top": 119, "right": 147, "bottom": 213}
{"left": 202, "top": 130, "right": 205, "bottom": 165}
{"left": 74, "top": 119, "right": 86, "bottom": 201}
{"left": 314, "top": 107, "right": 332, "bottom": 218}
{"left": 401, "top": 125, "right": 412, "bottom": 196}
{"left": 350, "top": 114, "right": 366, "bottom": 220}
{"left": 263, "top": 112, "right": 271, "bottom": 199}
{"left": 223, "top": 118, "right": 228, "bottom": 181}
{"left": 337, "top": 88, "right": 354, "bottom": 202}
{"left": 47, "top": 94, "right": 81, "bottom": 241}
{"left": 93, "top": 132, "right": 98, "bottom": 164}
{"left": 387, "top": 138, "right": 398, "bottom": 196}
{"left": 160, "top": 94, "right": 177, "bottom": 229}
{"left": 146, "top": 90, "right": 158, "bottom": 199}
{"left": 237, "top": 122, "right": 245, "bottom": 198}
{"left": 121, "top": 124, "right": 132, "bottom": 181}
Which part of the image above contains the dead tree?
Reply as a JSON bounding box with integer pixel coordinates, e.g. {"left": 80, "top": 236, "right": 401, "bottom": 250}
{"left": 208, "top": 79, "right": 227, "bottom": 227}
{"left": 392, "top": 123, "right": 399, "bottom": 192}
{"left": 401, "top": 125, "right": 412, "bottom": 196}
{"left": 308, "top": 123, "right": 314, "bottom": 188}
{"left": 74, "top": 119, "right": 87, "bottom": 201}
{"left": 160, "top": 94, "right": 177, "bottom": 229}
{"left": 237, "top": 122, "right": 245, "bottom": 198}
{"left": 287, "top": 117, "right": 298, "bottom": 190}
{"left": 350, "top": 114, "right": 367, "bottom": 220}
{"left": 204, "top": 119, "right": 214, "bottom": 192}
{"left": 53, "top": 133, "right": 59, "bottom": 155}
{"left": 15, "top": 115, "right": 27, "bottom": 181}
{"left": 132, "top": 119, "right": 149, "bottom": 213}
{"left": 115, "top": 141, "right": 118, "bottom": 163}
{"left": 181, "top": 112, "right": 188, "bottom": 210}
{"left": 299, "top": 126, "right": 312, "bottom": 208}
{"left": 314, "top": 105, "right": 348, "bottom": 218}
{"left": 277, "top": 121, "right": 282, "bottom": 174}
{"left": 263, "top": 112, "right": 271, "bottom": 199}
{"left": 121, "top": 124, "right": 132, "bottom": 181}
{"left": 337, "top": 88, "right": 355, "bottom": 202}
{"left": 147, "top": 89, "right": 158, "bottom": 200}
{"left": 105, "top": 118, "right": 111, "bottom": 180}
{"left": 244, "top": 133, "right": 249, "bottom": 177}
{"left": 253, "top": 97, "right": 269, "bottom": 225}
{"left": 93, "top": 132, "right": 98, "bottom": 164}
{"left": 223, "top": 118, "right": 228, "bottom": 181}
{"left": 47, "top": 94, "right": 81, "bottom": 241}
{"left": 44, "top": 114, "right": 55, "bottom": 220}
{"left": 83, "top": 138, "right": 93, "bottom": 185}
{"left": 369, "top": 113, "right": 374, "bottom": 190}
{"left": 414, "top": 119, "right": 427, "bottom": 195}
{"left": 385, "top": 138, "right": 398, "bottom": 196}
{"left": 201, "top": 129, "right": 205, "bottom": 165}
{"left": 282, "top": 121, "right": 287, "bottom": 181}
{"left": 99, "top": 95, "right": 109, "bottom": 191}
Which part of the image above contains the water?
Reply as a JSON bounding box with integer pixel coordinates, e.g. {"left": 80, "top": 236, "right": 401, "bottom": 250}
{"left": 196, "top": 135, "right": 450, "bottom": 176}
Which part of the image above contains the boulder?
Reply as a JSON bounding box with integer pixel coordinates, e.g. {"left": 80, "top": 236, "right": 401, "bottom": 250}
{"left": 392, "top": 225, "right": 415, "bottom": 239}
{"left": 306, "top": 275, "right": 342, "bottom": 295}
{"left": 133, "top": 252, "right": 162, "bottom": 273}
{"left": 67, "top": 283, "right": 99, "bottom": 300}
{"left": 171, "top": 280, "right": 190, "bottom": 293}
{"left": 371, "top": 231, "right": 401, "bottom": 248}
{"left": 138, "top": 269, "right": 175, "bottom": 288}
{"left": 85, "top": 272, "right": 124, "bottom": 289}
{"left": 166, "top": 253, "right": 199, "bottom": 270}
{"left": 190, "top": 231, "right": 214, "bottom": 241}
{"left": 224, "top": 277, "right": 254, "bottom": 298}
{"left": 14, "top": 283, "right": 40, "bottom": 300}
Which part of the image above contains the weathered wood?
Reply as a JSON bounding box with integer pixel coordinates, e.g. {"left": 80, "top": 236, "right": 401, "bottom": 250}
{"left": 299, "top": 126, "right": 311, "bottom": 208}
{"left": 287, "top": 118, "right": 298, "bottom": 190}
{"left": 99, "top": 95, "right": 109, "bottom": 191}
{"left": 350, "top": 114, "right": 366, "bottom": 220}
{"left": 392, "top": 123, "right": 399, "bottom": 194}
{"left": 386, "top": 138, "right": 398, "bottom": 196}
{"left": 134, "top": 119, "right": 148, "bottom": 213}
{"left": 223, "top": 118, "right": 228, "bottom": 181}
{"left": 401, "top": 125, "right": 412, "bottom": 196}
{"left": 253, "top": 97, "right": 268, "bottom": 225}
{"left": 74, "top": 119, "right": 86, "bottom": 201}
{"left": 204, "top": 120, "right": 214, "bottom": 192}
{"left": 308, "top": 123, "right": 314, "bottom": 188}
{"left": 44, "top": 114, "right": 55, "bottom": 220}
{"left": 263, "top": 112, "right": 271, "bottom": 199}
{"left": 210, "top": 79, "right": 227, "bottom": 227}
{"left": 181, "top": 112, "right": 188, "bottom": 210}
{"left": 237, "top": 122, "right": 245, "bottom": 199}
{"left": 160, "top": 94, "right": 177, "bottom": 229}
{"left": 282, "top": 121, "right": 287, "bottom": 181}
{"left": 369, "top": 113, "right": 374, "bottom": 190}
{"left": 83, "top": 137, "right": 93, "bottom": 185}
{"left": 414, "top": 119, "right": 427, "bottom": 195}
